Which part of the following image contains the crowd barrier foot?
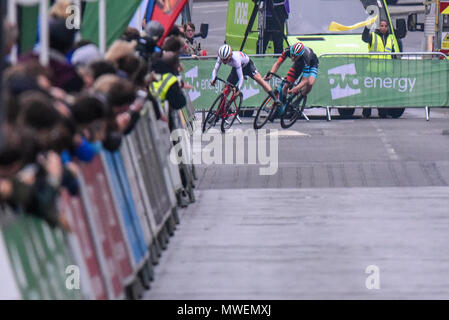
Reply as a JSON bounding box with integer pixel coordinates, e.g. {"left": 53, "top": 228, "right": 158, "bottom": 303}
{"left": 157, "top": 227, "right": 169, "bottom": 251}
{"left": 188, "top": 187, "right": 195, "bottom": 203}
{"left": 150, "top": 241, "right": 162, "bottom": 265}
{"left": 147, "top": 260, "right": 155, "bottom": 281}
{"left": 172, "top": 208, "right": 180, "bottom": 225}
{"left": 192, "top": 164, "right": 199, "bottom": 181}
{"left": 138, "top": 261, "right": 152, "bottom": 290}
{"left": 166, "top": 216, "right": 176, "bottom": 237}
{"left": 125, "top": 276, "right": 145, "bottom": 300}
{"left": 177, "top": 190, "right": 190, "bottom": 208}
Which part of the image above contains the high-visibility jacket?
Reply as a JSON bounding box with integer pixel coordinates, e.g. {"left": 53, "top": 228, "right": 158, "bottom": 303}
{"left": 368, "top": 33, "right": 395, "bottom": 59}
{"left": 149, "top": 72, "right": 178, "bottom": 103}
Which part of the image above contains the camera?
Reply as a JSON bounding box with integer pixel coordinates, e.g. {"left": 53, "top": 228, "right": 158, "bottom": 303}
{"left": 135, "top": 36, "right": 159, "bottom": 61}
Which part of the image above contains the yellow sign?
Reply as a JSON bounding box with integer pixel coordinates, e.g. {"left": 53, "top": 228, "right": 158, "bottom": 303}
{"left": 442, "top": 33, "right": 449, "bottom": 49}
{"left": 328, "top": 15, "right": 378, "bottom": 32}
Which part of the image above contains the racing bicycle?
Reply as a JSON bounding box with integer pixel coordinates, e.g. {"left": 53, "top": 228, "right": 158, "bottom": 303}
{"left": 202, "top": 77, "right": 243, "bottom": 133}
{"left": 254, "top": 72, "right": 309, "bottom": 130}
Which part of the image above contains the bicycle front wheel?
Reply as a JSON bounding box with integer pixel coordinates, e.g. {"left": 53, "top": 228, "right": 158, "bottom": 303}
{"left": 254, "top": 95, "right": 277, "bottom": 130}
{"left": 280, "top": 94, "right": 307, "bottom": 129}
{"left": 221, "top": 93, "right": 242, "bottom": 133}
{"left": 203, "top": 94, "right": 224, "bottom": 133}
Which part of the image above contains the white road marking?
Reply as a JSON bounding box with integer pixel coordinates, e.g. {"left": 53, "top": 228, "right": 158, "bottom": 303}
{"left": 376, "top": 127, "right": 399, "bottom": 160}
{"left": 267, "top": 130, "right": 311, "bottom": 137}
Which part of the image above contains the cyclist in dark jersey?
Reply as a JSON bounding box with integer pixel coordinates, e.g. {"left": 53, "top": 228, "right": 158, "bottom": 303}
{"left": 265, "top": 42, "right": 319, "bottom": 101}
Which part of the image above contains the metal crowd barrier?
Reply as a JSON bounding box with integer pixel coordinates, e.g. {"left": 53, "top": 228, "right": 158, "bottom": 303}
{"left": 317, "top": 52, "right": 448, "bottom": 121}
{"left": 0, "top": 98, "right": 195, "bottom": 300}
{"left": 0, "top": 205, "right": 82, "bottom": 299}
{"left": 181, "top": 52, "right": 449, "bottom": 120}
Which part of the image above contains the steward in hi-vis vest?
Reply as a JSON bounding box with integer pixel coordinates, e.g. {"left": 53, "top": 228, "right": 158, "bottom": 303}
{"left": 362, "top": 19, "right": 398, "bottom": 60}
{"left": 149, "top": 52, "right": 186, "bottom": 130}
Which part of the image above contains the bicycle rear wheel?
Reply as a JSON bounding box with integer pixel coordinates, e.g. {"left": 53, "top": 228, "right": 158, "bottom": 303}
{"left": 202, "top": 94, "right": 224, "bottom": 133}
{"left": 221, "top": 93, "right": 242, "bottom": 133}
{"left": 280, "top": 94, "right": 307, "bottom": 129}
{"left": 254, "top": 95, "right": 277, "bottom": 130}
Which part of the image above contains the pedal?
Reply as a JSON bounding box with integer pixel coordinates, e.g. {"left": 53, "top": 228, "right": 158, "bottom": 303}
{"left": 301, "top": 112, "right": 310, "bottom": 122}
{"left": 236, "top": 115, "right": 242, "bottom": 124}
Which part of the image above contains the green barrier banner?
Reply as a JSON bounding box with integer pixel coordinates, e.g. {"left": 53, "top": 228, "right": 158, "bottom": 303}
{"left": 2, "top": 215, "right": 82, "bottom": 300}
{"left": 182, "top": 56, "right": 290, "bottom": 110}
{"left": 310, "top": 56, "right": 449, "bottom": 107}
{"left": 182, "top": 56, "right": 449, "bottom": 110}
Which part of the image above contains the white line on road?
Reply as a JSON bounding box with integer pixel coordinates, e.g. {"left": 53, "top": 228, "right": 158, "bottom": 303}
{"left": 376, "top": 127, "right": 399, "bottom": 161}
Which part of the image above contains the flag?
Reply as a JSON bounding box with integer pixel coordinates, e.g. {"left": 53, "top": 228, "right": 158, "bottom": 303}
{"left": 151, "top": 0, "right": 188, "bottom": 46}
{"left": 145, "top": 0, "right": 155, "bottom": 23}
{"left": 328, "top": 15, "right": 378, "bottom": 32}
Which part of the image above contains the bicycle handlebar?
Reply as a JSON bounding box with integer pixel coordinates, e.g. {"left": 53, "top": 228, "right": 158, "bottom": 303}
{"left": 214, "top": 77, "right": 238, "bottom": 90}
{"left": 265, "top": 72, "right": 283, "bottom": 80}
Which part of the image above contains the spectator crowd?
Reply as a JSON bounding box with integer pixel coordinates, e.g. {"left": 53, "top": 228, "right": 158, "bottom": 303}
{"left": 0, "top": 0, "right": 203, "bottom": 230}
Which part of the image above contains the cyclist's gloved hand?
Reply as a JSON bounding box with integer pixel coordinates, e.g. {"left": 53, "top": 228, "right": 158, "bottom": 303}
{"left": 264, "top": 72, "right": 273, "bottom": 81}
{"left": 210, "top": 79, "right": 216, "bottom": 86}
{"left": 288, "top": 86, "right": 301, "bottom": 95}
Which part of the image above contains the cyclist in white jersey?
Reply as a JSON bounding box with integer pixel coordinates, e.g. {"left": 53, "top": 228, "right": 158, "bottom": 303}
{"left": 210, "top": 45, "right": 280, "bottom": 104}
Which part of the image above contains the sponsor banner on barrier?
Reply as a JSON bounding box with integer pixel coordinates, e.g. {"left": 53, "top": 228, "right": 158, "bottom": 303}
{"left": 102, "top": 151, "right": 147, "bottom": 269}
{"left": 25, "top": 217, "right": 82, "bottom": 299}
{"left": 2, "top": 216, "right": 48, "bottom": 299}
{"left": 111, "top": 151, "right": 148, "bottom": 264}
{"left": 0, "top": 227, "right": 21, "bottom": 299}
{"left": 134, "top": 114, "right": 174, "bottom": 229}
{"left": 80, "top": 157, "right": 133, "bottom": 299}
{"left": 60, "top": 190, "right": 107, "bottom": 300}
{"left": 182, "top": 56, "right": 449, "bottom": 109}
{"left": 182, "top": 56, "right": 289, "bottom": 109}
{"left": 145, "top": 107, "right": 178, "bottom": 207}
{"left": 120, "top": 140, "right": 154, "bottom": 247}
{"left": 1, "top": 215, "right": 81, "bottom": 299}
{"left": 125, "top": 134, "right": 161, "bottom": 236}
{"left": 314, "top": 57, "right": 449, "bottom": 107}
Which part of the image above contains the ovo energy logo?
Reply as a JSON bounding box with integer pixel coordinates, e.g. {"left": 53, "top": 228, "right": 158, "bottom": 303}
{"left": 328, "top": 64, "right": 361, "bottom": 100}
{"left": 328, "top": 63, "right": 417, "bottom": 101}
{"left": 234, "top": 2, "right": 249, "bottom": 25}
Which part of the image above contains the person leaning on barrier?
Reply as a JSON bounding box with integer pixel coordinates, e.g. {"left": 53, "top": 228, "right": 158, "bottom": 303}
{"left": 361, "top": 19, "right": 399, "bottom": 118}
{"left": 150, "top": 50, "right": 186, "bottom": 131}
{"left": 182, "top": 22, "right": 204, "bottom": 58}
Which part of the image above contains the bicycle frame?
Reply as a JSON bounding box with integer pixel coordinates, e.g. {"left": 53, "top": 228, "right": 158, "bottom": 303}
{"left": 272, "top": 73, "right": 301, "bottom": 116}
{"left": 217, "top": 81, "right": 239, "bottom": 119}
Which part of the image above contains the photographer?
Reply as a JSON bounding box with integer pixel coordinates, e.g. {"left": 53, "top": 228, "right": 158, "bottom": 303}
{"left": 132, "top": 21, "right": 165, "bottom": 62}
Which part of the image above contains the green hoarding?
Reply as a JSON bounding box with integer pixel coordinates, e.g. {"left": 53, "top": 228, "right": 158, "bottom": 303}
{"left": 181, "top": 56, "right": 449, "bottom": 110}
{"left": 225, "top": 0, "right": 258, "bottom": 54}
{"left": 1, "top": 215, "right": 82, "bottom": 300}
{"left": 312, "top": 56, "right": 449, "bottom": 107}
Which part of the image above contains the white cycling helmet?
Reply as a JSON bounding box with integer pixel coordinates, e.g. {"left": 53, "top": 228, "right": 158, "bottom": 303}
{"left": 218, "top": 44, "right": 232, "bottom": 61}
